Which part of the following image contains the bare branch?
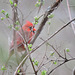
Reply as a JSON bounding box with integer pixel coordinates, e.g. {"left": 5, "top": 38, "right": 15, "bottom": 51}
{"left": 66, "top": 0, "right": 75, "bottom": 34}
{"left": 12, "top": 0, "right": 19, "bottom": 64}
{"left": 47, "top": 62, "right": 65, "bottom": 75}
{"left": 31, "top": 0, "right": 63, "bottom": 44}
{"left": 48, "top": 57, "right": 75, "bottom": 75}
{"left": 32, "top": 18, "right": 75, "bottom": 54}
{"left": 14, "top": 18, "right": 75, "bottom": 75}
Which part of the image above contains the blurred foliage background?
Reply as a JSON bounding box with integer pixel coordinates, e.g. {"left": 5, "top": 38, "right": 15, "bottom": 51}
{"left": 0, "top": 0, "right": 75, "bottom": 75}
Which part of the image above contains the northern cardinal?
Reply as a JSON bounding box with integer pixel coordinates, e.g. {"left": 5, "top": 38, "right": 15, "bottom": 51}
{"left": 9, "top": 21, "right": 36, "bottom": 56}
{"left": 2, "top": 21, "right": 36, "bottom": 75}
{"left": 3, "top": 21, "right": 36, "bottom": 66}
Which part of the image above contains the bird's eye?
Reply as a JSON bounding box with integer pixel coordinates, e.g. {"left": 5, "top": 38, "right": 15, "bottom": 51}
{"left": 29, "top": 26, "right": 32, "bottom": 30}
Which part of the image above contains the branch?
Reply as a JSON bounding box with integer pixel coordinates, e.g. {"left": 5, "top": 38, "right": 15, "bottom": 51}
{"left": 66, "top": 0, "right": 75, "bottom": 34}
{"left": 39, "top": 37, "right": 65, "bottom": 58}
{"left": 14, "top": 53, "right": 30, "bottom": 75}
{"left": 15, "top": 6, "right": 37, "bottom": 75}
{"left": 14, "top": 0, "right": 63, "bottom": 74}
{"left": 48, "top": 57, "right": 75, "bottom": 75}
{"left": 14, "top": 18, "right": 75, "bottom": 75}
{"left": 32, "top": 18, "right": 75, "bottom": 53}
{"left": 31, "top": 0, "right": 63, "bottom": 44}
{"left": 47, "top": 62, "right": 65, "bottom": 75}
{"left": 12, "top": 0, "right": 22, "bottom": 65}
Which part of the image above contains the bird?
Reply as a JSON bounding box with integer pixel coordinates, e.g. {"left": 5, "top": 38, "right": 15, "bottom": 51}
{"left": 3, "top": 21, "right": 36, "bottom": 71}
{"left": 9, "top": 21, "right": 36, "bottom": 57}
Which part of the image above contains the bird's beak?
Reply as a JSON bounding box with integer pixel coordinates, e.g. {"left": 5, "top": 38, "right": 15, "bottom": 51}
{"left": 33, "top": 28, "right": 36, "bottom": 31}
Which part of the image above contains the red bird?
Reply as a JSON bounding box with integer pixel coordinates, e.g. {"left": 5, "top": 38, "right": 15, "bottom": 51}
{"left": 2, "top": 21, "right": 36, "bottom": 75}
{"left": 9, "top": 21, "right": 36, "bottom": 56}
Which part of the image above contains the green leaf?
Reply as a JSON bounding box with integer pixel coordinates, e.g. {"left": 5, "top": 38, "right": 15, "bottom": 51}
{"left": 34, "top": 60, "right": 39, "bottom": 66}
{"left": 8, "top": 25, "right": 13, "bottom": 29}
{"left": 1, "top": 9, "right": 6, "bottom": 14}
{"left": 29, "top": 48, "right": 32, "bottom": 51}
{"left": 38, "top": 0, "right": 41, "bottom": 2}
{"left": 35, "top": 21, "right": 38, "bottom": 24}
{"left": 66, "top": 48, "right": 70, "bottom": 52}
{"left": 9, "top": 0, "right": 13, "bottom": 5}
{"left": 1, "top": 17, "right": 4, "bottom": 20}
{"left": 28, "top": 44, "right": 32, "bottom": 48}
{"left": 15, "top": 21, "right": 20, "bottom": 25}
{"left": 35, "top": 2, "right": 41, "bottom": 7}
{"left": 50, "top": 51, "right": 54, "bottom": 56}
{"left": 1, "top": 65, "right": 6, "bottom": 71}
{"left": 15, "top": 26, "right": 19, "bottom": 30}
{"left": 53, "top": 61, "right": 57, "bottom": 64}
{"left": 48, "top": 22, "right": 51, "bottom": 25}
{"left": 34, "top": 16, "right": 39, "bottom": 21}
{"left": 14, "top": 3, "right": 17, "bottom": 7}
{"left": 32, "top": 58, "right": 35, "bottom": 62}
{"left": 33, "top": 21, "right": 38, "bottom": 25}
{"left": 5, "top": 12, "right": 9, "bottom": 18}
{"left": 48, "top": 14, "right": 54, "bottom": 18}
{"left": 41, "top": 70, "right": 47, "bottom": 75}
{"left": 17, "top": 69, "right": 20, "bottom": 73}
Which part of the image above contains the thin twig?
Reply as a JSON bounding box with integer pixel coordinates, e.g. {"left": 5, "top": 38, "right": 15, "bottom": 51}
{"left": 31, "top": 0, "right": 63, "bottom": 44}
{"left": 47, "top": 61, "right": 65, "bottom": 75}
{"left": 14, "top": 53, "right": 29, "bottom": 75}
{"left": 32, "top": 18, "right": 75, "bottom": 54}
{"left": 66, "top": 0, "right": 75, "bottom": 34}
{"left": 14, "top": 18, "right": 75, "bottom": 75}
{"left": 40, "top": 37, "right": 65, "bottom": 58}
{"left": 15, "top": 6, "right": 37, "bottom": 75}
{"left": 48, "top": 57, "right": 75, "bottom": 75}
{"left": 64, "top": 49, "right": 67, "bottom": 59}
{"left": 17, "top": 7, "right": 24, "bottom": 25}
{"left": 12, "top": 0, "right": 19, "bottom": 65}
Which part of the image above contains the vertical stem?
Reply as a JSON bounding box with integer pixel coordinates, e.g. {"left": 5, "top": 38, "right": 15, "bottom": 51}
{"left": 12, "top": 0, "right": 19, "bottom": 64}
{"left": 13, "top": 1, "right": 37, "bottom": 74}
{"left": 66, "top": 0, "right": 75, "bottom": 34}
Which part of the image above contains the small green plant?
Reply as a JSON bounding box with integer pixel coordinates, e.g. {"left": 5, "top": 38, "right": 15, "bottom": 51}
{"left": 1, "top": 17, "right": 4, "bottom": 20}
{"left": 34, "top": 16, "right": 39, "bottom": 21}
{"left": 48, "top": 22, "right": 51, "bottom": 25}
{"left": 35, "top": 2, "right": 41, "bottom": 7}
{"left": 1, "top": 65, "right": 6, "bottom": 71}
{"left": 32, "top": 58, "right": 39, "bottom": 66}
{"left": 14, "top": 3, "right": 17, "bottom": 7}
{"left": 1, "top": 9, "right": 6, "bottom": 14}
{"left": 5, "top": 12, "right": 9, "bottom": 18}
{"left": 17, "top": 69, "right": 20, "bottom": 73}
{"left": 28, "top": 44, "right": 32, "bottom": 51}
{"left": 35, "top": 0, "right": 44, "bottom": 7}
{"left": 53, "top": 61, "right": 57, "bottom": 64}
{"left": 15, "top": 26, "right": 19, "bottom": 31}
{"left": 8, "top": 24, "right": 13, "bottom": 29}
{"left": 9, "top": 0, "right": 13, "bottom": 5}
{"left": 15, "top": 21, "right": 20, "bottom": 25}
{"left": 34, "top": 60, "right": 39, "bottom": 66}
{"left": 48, "top": 14, "right": 54, "bottom": 18}
{"left": 66, "top": 48, "right": 70, "bottom": 52}
{"left": 33, "top": 21, "right": 38, "bottom": 25}
{"left": 32, "top": 58, "right": 35, "bottom": 62}
{"left": 50, "top": 51, "right": 54, "bottom": 56}
{"left": 41, "top": 70, "right": 47, "bottom": 75}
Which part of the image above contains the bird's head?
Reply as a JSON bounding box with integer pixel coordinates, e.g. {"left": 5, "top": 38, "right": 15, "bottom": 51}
{"left": 22, "top": 21, "right": 36, "bottom": 33}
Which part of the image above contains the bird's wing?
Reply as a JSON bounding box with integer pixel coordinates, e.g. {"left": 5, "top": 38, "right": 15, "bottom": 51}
{"left": 10, "top": 30, "right": 33, "bottom": 51}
